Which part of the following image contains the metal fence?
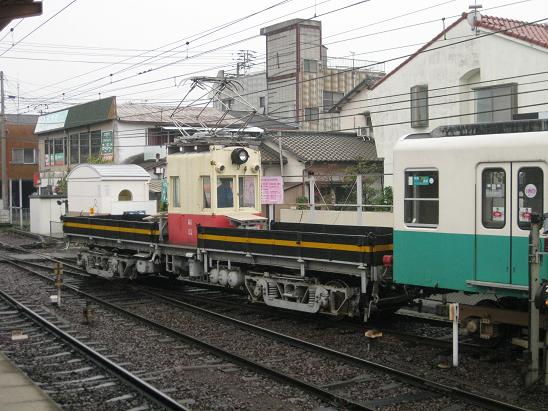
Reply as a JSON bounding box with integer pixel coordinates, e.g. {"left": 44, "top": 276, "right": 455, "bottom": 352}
{"left": 277, "top": 173, "right": 392, "bottom": 210}
{"left": 267, "top": 174, "right": 393, "bottom": 226}
{"left": 10, "top": 208, "right": 30, "bottom": 230}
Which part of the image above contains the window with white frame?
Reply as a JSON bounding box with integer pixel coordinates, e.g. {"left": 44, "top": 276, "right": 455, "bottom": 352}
{"left": 475, "top": 83, "right": 517, "bottom": 123}
{"left": 12, "top": 148, "right": 36, "bottom": 164}
{"left": 404, "top": 170, "right": 439, "bottom": 226}
{"left": 410, "top": 85, "right": 429, "bottom": 128}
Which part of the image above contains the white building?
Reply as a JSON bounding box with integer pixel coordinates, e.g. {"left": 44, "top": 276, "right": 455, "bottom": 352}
{"left": 34, "top": 97, "right": 237, "bottom": 192}
{"left": 66, "top": 164, "right": 155, "bottom": 215}
{"left": 334, "top": 12, "right": 548, "bottom": 184}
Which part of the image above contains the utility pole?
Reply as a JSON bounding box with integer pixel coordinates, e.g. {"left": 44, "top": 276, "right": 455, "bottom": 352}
{"left": 0, "top": 71, "right": 8, "bottom": 211}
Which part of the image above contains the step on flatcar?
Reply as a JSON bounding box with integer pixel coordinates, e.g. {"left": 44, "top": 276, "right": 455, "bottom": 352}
{"left": 63, "top": 120, "right": 548, "bottom": 330}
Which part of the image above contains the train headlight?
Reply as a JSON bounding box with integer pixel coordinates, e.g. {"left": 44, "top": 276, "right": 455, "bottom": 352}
{"left": 231, "top": 148, "right": 249, "bottom": 165}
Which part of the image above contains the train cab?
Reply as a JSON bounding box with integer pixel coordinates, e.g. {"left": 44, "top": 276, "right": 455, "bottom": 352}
{"left": 392, "top": 120, "right": 548, "bottom": 297}
{"left": 166, "top": 143, "right": 265, "bottom": 246}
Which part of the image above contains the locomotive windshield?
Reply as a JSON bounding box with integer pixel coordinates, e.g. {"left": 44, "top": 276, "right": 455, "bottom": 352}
{"left": 239, "top": 176, "right": 256, "bottom": 208}
{"left": 217, "top": 177, "right": 234, "bottom": 208}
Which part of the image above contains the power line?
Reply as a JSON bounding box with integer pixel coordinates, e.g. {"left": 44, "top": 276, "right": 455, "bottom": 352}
{"left": 0, "top": 0, "right": 79, "bottom": 57}
{"left": 47, "top": 0, "right": 369, "bottom": 102}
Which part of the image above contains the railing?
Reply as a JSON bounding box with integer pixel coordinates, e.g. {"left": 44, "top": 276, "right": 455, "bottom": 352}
{"left": 266, "top": 174, "right": 393, "bottom": 226}
{"left": 326, "top": 57, "right": 385, "bottom": 73}
{"left": 10, "top": 208, "right": 30, "bottom": 230}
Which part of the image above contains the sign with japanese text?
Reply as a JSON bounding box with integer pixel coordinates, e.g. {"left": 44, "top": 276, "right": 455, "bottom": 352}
{"left": 101, "top": 131, "right": 114, "bottom": 161}
{"left": 261, "top": 176, "right": 284, "bottom": 205}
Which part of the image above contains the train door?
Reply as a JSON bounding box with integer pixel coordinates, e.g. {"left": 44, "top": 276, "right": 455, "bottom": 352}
{"left": 510, "top": 162, "right": 546, "bottom": 285}
{"left": 475, "top": 163, "right": 512, "bottom": 284}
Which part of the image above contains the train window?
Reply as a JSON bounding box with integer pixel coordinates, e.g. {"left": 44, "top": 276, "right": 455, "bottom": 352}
{"left": 482, "top": 168, "right": 506, "bottom": 229}
{"left": 517, "top": 167, "right": 543, "bottom": 230}
{"left": 238, "top": 176, "right": 256, "bottom": 208}
{"left": 202, "top": 176, "right": 211, "bottom": 209}
{"left": 404, "top": 170, "right": 439, "bottom": 226}
{"left": 217, "top": 177, "right": 234, "bottom": 208}
{"left": 170, "top": 176, "right": 180, "bottom": 208}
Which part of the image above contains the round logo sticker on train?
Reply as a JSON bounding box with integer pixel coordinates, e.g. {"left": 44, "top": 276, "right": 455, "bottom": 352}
{"left": 525, "top": 184, "right": 537, "bottom": 198}
{"left": 429, "top": 177, "right": 434, "bottom": 184}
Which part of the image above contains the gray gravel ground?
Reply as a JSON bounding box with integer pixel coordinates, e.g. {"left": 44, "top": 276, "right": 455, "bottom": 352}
{"left": 0, "top": 262, "right": 333, "bottom": 411}
{"left": 156, "top": 285, "right": 548, "bottom": 411}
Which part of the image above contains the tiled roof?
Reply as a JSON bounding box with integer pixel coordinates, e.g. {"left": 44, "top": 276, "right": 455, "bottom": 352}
{"left": 476, "top": 15, "right": 548, "bottom": 48}
{"left": 259, "top": 143, "right": 287, "bottom": 164}
{"left": 265, "top": 131, "right": 378, "bottom": 162}
{"left": 117, "top": 103, "right": 237, "bottom": 126}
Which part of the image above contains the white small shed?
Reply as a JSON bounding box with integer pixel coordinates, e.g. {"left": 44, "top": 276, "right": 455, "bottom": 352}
{"left": 67, "top": 164, "right": 156, "bottom": 215}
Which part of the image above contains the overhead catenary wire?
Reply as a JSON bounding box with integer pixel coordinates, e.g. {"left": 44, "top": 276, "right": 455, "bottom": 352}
{"left": 42, "top": 0, "right": 533, "bottom": 104}
{"left": 24, "top": 0, "right": 329, "bottom": 101}
{"left": 37, "top": 100, "right": 548, "bottom": 153}
{"left": 26, "top": 69, "right": 548, "bottom": 128}
{"left": 5, "top": 0, "right": 510, "bottom": 112}
{"left": 9, "top": 0, "right": 543, "bottom": 115}
{"left": 46, "top": 6, "right": 547, "bottom": 112}
{"left": 0, "top": 0, "right": 79, "bottom": 58}
{"left": 31, "top": 12, "right": 548, "bottom": 123}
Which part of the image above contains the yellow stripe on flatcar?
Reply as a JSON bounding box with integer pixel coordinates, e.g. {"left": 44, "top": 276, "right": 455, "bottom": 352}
{"left": 198, "top": 233, "right": 393, "bottom": 253}
{"left": 64, "top": 222, "right": 160, "bottom": 236}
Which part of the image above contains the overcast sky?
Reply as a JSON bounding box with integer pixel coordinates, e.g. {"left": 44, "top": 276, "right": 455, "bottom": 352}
{"left": 0, "top": 0, "right": 545, "bottom": 115}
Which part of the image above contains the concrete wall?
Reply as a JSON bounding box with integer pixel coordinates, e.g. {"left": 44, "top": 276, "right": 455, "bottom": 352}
{"left": 30, "top": 196, "right": 66, "bottom": 236}
{"left": 339, "top": 20, "right": 548, "bottom": 184}
{"left": 115, "top": 121, "right": 148, "bottom": 163}
{"left": 281, "top": 208, "right": 393, "bottom": 227}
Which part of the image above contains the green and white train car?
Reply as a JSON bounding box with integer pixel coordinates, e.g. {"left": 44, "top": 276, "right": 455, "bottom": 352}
{"left": 393, "top": 121, "right": 548, "bottom": 297}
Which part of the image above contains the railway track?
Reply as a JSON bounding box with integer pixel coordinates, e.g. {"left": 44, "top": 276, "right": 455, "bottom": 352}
{"left": 0, "top": 288, "right": 184, "bottom": 411}
{"left": 0, "top": 252, "right": 530, "bottom": 411}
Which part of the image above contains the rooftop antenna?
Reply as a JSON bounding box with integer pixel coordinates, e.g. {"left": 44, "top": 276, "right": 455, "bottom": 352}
{"left": 467, "top": 2, "right": 483, "bottom": 35}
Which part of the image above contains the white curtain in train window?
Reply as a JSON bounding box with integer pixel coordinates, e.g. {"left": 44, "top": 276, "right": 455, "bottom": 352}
{"left": 239, "top": 176, "right": 256, "bottom": 208}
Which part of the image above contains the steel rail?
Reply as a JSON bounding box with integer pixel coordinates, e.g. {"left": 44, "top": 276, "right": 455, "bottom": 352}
{"left": 0, "top": 258, "right": 375, "bottom": 411}
{"left": 143, "top": 283, "right": 487, "bottom": 351}
{"left": 0, "top": 247, "right": 528, "bottom": 410}
{"left": 0, "top": 287, "right": 188, "bottom": 411}
{"left": 138, "top": 287, "right": 530, "bottom": 411}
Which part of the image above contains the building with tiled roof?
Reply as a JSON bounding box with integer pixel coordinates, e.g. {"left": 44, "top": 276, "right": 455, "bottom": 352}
{"left": 333, "top": 11, "right": 548, "bottom": 184}
{"left": 260, "top": 130, "right": 381, "bottom": 210}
